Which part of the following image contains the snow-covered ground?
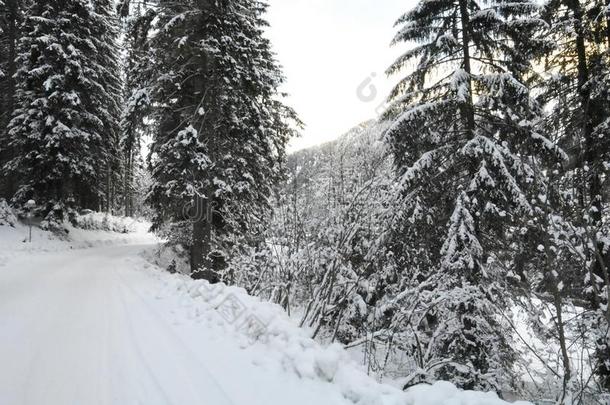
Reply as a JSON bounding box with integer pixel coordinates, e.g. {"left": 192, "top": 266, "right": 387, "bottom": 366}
{"left": 0, "top": 216, "right": 533, "bottom": 405}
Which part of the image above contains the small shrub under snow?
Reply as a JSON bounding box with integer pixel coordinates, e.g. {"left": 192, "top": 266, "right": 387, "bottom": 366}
{"left": 74, "top": 212, "right": 137, "bottom": 233}
{"left": 0, "top": 200, "right": 17, "bottom": 227}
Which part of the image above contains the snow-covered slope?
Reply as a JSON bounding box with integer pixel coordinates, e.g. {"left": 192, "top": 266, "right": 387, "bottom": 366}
{"left": 154, "top": 269, "right": 534, "bottom": 405}
{"left": 0, "top": 212, "right": 153, "bottom": 264}
{"left": 0, "top": 217, "right": 532, "bottom": 405}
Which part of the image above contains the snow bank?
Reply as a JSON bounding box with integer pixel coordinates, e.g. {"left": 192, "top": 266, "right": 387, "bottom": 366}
{"left": 149, "top": 271, "right": 532, "bottom": 405}
{"left": 74, "top": 211, "right": 139, "bottom": 233}
{"left": 404, "top": 382, "right": 532, "bottom": 405}
{"left": 0, "top": 210, "right": 157, "bottom": 264}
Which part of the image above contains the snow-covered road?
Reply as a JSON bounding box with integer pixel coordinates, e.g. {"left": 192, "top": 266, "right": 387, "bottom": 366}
{"left": 0, "top": 243, "right": 351, "bottom": 405}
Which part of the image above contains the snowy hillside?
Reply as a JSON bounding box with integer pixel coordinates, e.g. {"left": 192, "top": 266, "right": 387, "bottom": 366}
{"left": 0, "top": 213, "right": 532, "bottom": 405}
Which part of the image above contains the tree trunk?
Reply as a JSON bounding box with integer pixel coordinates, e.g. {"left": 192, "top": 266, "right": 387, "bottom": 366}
{"left": 190, "top": 190, "right": 218, "bottom": 282}
{"left": 458, "top": 0, "right": 475, "bottom": 139}
{"left": 106, "top": 163, "right": 112, "bottom": 213}
{"left": 123, "top": 147, "right": 133, "bottom": 217}
{"left": 605, "top": 0, "right": 610, "bottom": 49}
{"left": 1, "top": 0, "right": 19, "bottom": 200}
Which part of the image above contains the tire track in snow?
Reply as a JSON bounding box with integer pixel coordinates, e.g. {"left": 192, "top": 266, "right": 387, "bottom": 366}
{"left": 112, "top": 265, "right": 237, "bottom": 405}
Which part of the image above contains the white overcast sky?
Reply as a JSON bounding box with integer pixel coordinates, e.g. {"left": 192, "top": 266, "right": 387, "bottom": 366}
{"left": 265, "top": 0, "right": 416, "bottom": 151}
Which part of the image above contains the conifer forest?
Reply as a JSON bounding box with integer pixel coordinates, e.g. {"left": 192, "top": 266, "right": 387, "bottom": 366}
{"left": 1, "top": 0, "right": 610, "bottom": 404}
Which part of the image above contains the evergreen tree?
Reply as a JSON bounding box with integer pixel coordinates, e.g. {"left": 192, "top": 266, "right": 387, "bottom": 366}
{"left": 0, "top": 0, "right": 22, "bottom": 200}
{"left": 541, "top": 0, "right": 610, "bottom": 389}
{"left": 4, "top": 0, "right": 123, "bottom": 221}
{"left": 145, "top": 0, "right": 297, "bottom": 280}
{"left": 433, "top": 192, "right": 515, "bottom": 390}
{"left": 119, "top": 1, "right": 155, "bottom": 217}
{"left": 384, "top": 0, "right": 556, "bottom": 390}
{"left": 92, "top": 0, "right": 124, "bottom": 213}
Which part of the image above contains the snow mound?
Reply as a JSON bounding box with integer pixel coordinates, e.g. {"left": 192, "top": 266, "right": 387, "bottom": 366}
{"left": 150, "top": 271, "right": 532, "bottom": 405}
{"left": 404, "top": 381, "right": 533, "bottom": 405}
{"left": 75, "top": 211, "right": 139, "bottom": 233}
{"left": 0, "top": 212, "right": 157, "bottom": 264}
{"left": 0, "top": 199, "right": 17, "bottom": 227}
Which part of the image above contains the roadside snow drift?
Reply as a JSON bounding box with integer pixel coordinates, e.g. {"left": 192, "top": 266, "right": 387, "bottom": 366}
{"left": 156, "top": 269, "right": 534, "bottom": 405}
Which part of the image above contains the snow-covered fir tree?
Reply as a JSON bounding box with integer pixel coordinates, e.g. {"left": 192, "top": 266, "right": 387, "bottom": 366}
{"left": 92, "top": 0, "right": 124, "bottom": 213}
{"left": 3, "top": 0, "right": 123, "bottom": 222}
{"left": 119, "top": 1, "right": 155, "bottom": 217}
{"left": 144, "top": 0, "right": 297, "bottom": 280}
{"left": 383, "top": 0, "right": 558, "bottom": 391}
{"left": 433, "top": 192, "right": 516, "bottom": 389}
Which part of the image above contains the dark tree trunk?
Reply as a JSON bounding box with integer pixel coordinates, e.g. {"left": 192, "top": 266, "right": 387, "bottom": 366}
{"left": 190, "top": 190, "right": 218, "bottom": 282}
{"left": 458, "top": 0, "right": 475, "bottom": 139}
{"left": 606, "top": 0, "right": 610, "bottom": 49}
{"left": 123, "top": 148, "right": 131, "bottom": 217}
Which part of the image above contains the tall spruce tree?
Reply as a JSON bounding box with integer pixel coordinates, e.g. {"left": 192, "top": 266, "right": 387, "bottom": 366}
{"left": 4, "top": 0, "right": 123, "bottom": 221}
{"left": 145, "top": 0, "right": 296, "bottom": 280}
{"left": 384, "top": 0, "right": 557, "bottom": 390}
{"left": 119, "top": 2, "right": 155, "bottom": 217}
{"left": 92, "top": 0, "right": 124, "bottom": 213}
